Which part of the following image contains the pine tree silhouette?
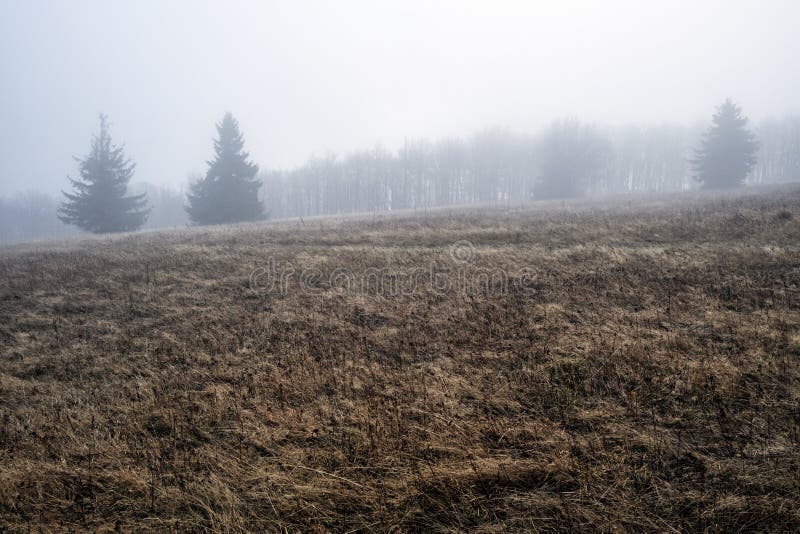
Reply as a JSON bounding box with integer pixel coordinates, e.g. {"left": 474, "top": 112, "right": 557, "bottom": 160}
{"left": 59, "top": 115, "right": 148, "bottom": 233}
{"left": 186, "top": 113, "right": 264, "bottom": 225}
{"left": 692, "top": 99, "right": 759, "bottom": 189}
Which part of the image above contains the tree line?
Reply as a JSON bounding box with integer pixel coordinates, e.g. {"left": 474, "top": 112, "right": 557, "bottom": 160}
{"left": 1, "top": 101, "right": 799, "bottom": 244}
{"left": 262, "top": 101, "right": 793, "bottom": 218}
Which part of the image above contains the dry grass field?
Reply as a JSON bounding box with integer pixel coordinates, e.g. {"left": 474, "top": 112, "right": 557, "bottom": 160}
{"left": 1, "top": 186, "right": 800, "bottom": 532}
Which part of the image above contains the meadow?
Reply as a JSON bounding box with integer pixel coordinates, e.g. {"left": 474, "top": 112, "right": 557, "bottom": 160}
{"left": 1, "top": 186, "right": 799, "bottom": 531}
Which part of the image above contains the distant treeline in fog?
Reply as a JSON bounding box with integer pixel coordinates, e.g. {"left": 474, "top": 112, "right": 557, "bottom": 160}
{"left": 262, "top": 116, "right": 799, "bottom": 218}
{"left": 2, "top": 115, "right": 799, "bottom": 245}
{"left": 0, "top": 184, "right": 187, "bottom": 245}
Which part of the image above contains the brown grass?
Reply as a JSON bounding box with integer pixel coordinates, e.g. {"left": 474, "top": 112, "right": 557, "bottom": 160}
{"left": 1, "top": 186, "right": 799, "bottom": 532}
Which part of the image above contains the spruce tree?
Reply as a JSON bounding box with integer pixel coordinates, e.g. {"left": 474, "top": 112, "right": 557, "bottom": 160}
{"left": 59, "top": 115, "right": 149, "bottom": 233}
{"left": 692, "top": 99, "right": 759, "bottom": 189}
{"left": 186, "top": 113, "right": 263, "bottom": 225}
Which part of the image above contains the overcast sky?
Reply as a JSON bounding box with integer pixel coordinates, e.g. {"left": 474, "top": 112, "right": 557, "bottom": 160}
{"left": 1, "top": 0, "right": 798, "bottom": 195}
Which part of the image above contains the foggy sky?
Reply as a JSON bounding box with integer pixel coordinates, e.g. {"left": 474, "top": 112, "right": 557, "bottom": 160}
{"left": 1, "top": 0, "right": 798, "bottom": 196}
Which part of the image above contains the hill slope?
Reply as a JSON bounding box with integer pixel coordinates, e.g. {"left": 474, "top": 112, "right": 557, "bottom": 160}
{"left": 1, "top": 187, "right": 800, "bottom": 531}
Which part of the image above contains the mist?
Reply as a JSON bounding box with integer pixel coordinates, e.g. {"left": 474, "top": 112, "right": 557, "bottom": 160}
{"left": 1, "top": 0, "right": 799, "bottom": 198}
{"left": 5, "top": 2, "right": 800, "bottom": 529}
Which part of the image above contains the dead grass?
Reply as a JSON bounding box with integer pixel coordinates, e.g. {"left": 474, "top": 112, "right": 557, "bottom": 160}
{"left": 1, "top": 186, "right": 799, "bottom": 531}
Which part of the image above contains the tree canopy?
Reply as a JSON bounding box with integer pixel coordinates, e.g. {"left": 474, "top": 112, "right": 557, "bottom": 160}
{"left": 537, "top": 118, "right": 609, "bottom": 199}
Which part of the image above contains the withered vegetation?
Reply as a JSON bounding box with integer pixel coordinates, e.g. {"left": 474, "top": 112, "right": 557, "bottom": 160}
{"left": 1, "top": 186, "right": 799, "bottom": 531}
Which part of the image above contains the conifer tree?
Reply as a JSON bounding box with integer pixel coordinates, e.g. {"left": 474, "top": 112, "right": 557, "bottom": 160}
{"left": 692, "top": 99, "right": 759, "bottom": 189}
{"left": 59, "top": 115, "right": 148, "bottom": 233}
{"left": 186, "top": 113, "right": 263, "bottom": 225}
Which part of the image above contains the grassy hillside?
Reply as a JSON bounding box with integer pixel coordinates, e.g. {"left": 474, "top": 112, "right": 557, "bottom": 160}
{"left": 1, "top": 187, "right": 799, "bottom": 531}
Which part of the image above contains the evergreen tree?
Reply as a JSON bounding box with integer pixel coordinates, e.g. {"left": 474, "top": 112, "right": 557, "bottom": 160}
{"left": 59, "top": 115, "right": 149, "bottom": 233}
{"left": 186, "top": 113, "right": 263, "bottom": 225}
{"left": 692, "top": 99, "right": 759, "bottom": 189}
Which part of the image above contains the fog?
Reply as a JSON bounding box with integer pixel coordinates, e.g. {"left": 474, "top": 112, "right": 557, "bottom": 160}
{"left": 1, "top": 0, "right": 798, "bottom": 198}
{"left": 3, "top": 5, "right": 800, "bottom": 526}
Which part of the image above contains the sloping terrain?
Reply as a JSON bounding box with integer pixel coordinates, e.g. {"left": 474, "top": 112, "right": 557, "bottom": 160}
{"left": 1, "top": 187, "right": 799, "bottom": 531}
